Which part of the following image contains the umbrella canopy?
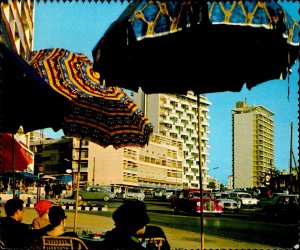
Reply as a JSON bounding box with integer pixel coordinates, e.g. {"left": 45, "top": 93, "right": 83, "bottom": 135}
{"left": 58, "top": 175, "right": 72, "bottom": 183}
{"left": 91, "top": 1, "right": 299, "bottom": 249}
{"left": 0, "top": 133, "right": 33, "bottom": 173}
{"left": 29, "top": 48, "right": 153, "bottom": 149}
{"left": 40, "top": 175, "right": 56, "bottom": 180}
{"left": 0, "top": 43, "right": 69, "bottom": 134}
{"left": 92, "top": 0, "right": 299, "bottom": 95}
{"left": 0, "top": 171, "right": 38, "bottom": 180}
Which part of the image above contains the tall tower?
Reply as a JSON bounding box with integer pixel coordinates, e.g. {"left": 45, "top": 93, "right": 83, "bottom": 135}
{"left": 232, "top": 101, "right": 275, "bottom": 189}
{"left": 135, "top": 90, "right": 211, "bottom": 189}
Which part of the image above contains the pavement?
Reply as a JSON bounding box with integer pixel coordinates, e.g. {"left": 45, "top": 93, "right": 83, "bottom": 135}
{"left": 0, "top": 197, "right": 279, "bottom": 250}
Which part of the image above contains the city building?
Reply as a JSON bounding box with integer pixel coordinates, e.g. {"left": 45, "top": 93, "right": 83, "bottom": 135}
{"left": 1, "top": 0, "right": 34, "bottom": 59}
{"left": 134, "top": 90, "right": 212, "bottom": 189}
{"left": 30, "top": 134, "right": 183, "bottom": 189}
{"left": 206, "top": 175, "right": 221, "bottom": 191}
{"left": 231, "top": 100, "right": 275, "bottom": 189}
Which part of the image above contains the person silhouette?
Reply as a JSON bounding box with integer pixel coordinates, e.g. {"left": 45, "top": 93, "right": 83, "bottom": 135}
{"left": 100, "top": 200, "right": 169, "bottom": 250}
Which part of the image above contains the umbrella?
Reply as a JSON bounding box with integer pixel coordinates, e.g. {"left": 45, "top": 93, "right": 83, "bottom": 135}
{"left": 58, "top": 175, "right": 72, "bottom": 183}
{"left": 29, "top": 48, "right": 153, "bottom": 149}
{"left": 92, "top": 0, "right": 299, "bottom": 95}
{"left": 18, "top": 171, "right": 39, "bottom": 179}
{"left": 92, "top": 1, "right": 299, "bottom": 249}
{"left": 0, "top": 171, "right": 38, "bottom": 180}
{"left": 0, "top": 43, "right": 69, "bottom": 134}
{"left": 41, "top": 175, "right": 56, "bottom": 180}
{"left": 29, "top": 48, "right": 153, "bottom": 232}
{"left": 0, "top": 133, "right": 33, "bottom": 173}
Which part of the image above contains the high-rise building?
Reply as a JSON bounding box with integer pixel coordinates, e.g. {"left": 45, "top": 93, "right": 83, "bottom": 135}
{"left": 1, "top": 0, "right": 34, "bottom": 59}
{"left": 134, "top": 90, "right": 212, "bottom": 189}
{"left": 231, "top": 101, "right": 275, "bottom": 189}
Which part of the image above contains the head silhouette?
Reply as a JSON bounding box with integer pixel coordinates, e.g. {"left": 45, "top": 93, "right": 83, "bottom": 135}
{"left": 48, "top": 206, "right": 66, "bottom": 227}
{"left": 113, "top": 200, "right": 149, "bottom": 233}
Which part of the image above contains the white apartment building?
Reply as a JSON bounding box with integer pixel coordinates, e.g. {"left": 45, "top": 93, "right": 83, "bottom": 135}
{"left": 232, "top": 101, "right": 275, "bottom": 189}
{"left": 134, "top": 90, "right": 212, "bottom": 189}
{"left": 91, "top": 134, "right": 183, "bottom": 188}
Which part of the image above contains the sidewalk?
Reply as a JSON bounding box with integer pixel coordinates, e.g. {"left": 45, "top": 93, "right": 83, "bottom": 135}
{"left": 0, "top": 206, "right": 277, "bottom": 250}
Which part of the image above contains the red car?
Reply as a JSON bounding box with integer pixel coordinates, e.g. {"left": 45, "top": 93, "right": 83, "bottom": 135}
{"left": 171, "top": 189, "right": 223, "bottom": 216}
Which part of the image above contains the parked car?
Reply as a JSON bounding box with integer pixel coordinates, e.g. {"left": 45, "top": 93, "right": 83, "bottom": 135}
{"left": 259, "top": 194, "right": 300, "bottom": 220}
{"left": 153, "top": 188, "right": 166, "bottom": 199}
{"left": 78, "top": 185, "right": 115, "bottom": 202}
{"left": 169, "top": 189, "right": 181, "bottom": 205}
{"left": 123, "top": 188, "right": 145, "bottom": 201}
{"left": 259, "top": 192, "right": 285, "bottom": 202}
{"left": 162, "top": 189, "right": 177, "bottom": 200}
{"left": 211, "top": 192, "right": 240, "bottom": 212}
{"left": 143, "top": 189, "right": 154, "bottom": 198}
{"left": 229, "top": 191, "right": 259, "bottom": 208}
{"left": 171, "top": 189, "right": 223, "bottom": 216}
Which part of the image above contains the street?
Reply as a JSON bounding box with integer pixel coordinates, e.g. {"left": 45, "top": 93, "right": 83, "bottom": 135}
{"left": 1, "top": 197, "right": 298, "bottom": 249}
{"left": 95, "top": 199, "right": 300, "bottom": 249}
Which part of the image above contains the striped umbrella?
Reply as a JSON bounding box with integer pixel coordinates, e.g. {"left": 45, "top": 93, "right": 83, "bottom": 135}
{"left": 29, "top": 48, "right": 153, "bottom": 149}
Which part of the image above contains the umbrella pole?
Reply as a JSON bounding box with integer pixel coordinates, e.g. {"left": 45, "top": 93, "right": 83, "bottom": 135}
{"left": 73, "top": 138, "right": 83, "bottom": 232}
{"left": 12, "top": 134, "right": 16, "bottom": 199}
{"left": 197, "top": 95, "right": 204, "bottom": 250}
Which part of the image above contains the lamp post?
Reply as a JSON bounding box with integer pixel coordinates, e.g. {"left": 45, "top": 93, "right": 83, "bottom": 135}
{"left": 208, "top": 167, "right": 219, "bottom": 173}
{"left": 64, "top": 158, "right": 74, "bottom": 189}
{"left": 66, "top": 169, "right": 73, "bottom": 195}
{"left": 37, "top": 173, "right": 43, "bottom": 202}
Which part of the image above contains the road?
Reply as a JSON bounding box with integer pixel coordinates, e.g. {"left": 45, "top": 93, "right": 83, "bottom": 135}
{"left": 94, "top": 199, "right": 299, "bottom": 249}
{"left": 2, "top": 197, "right": 298, "bottom": 249}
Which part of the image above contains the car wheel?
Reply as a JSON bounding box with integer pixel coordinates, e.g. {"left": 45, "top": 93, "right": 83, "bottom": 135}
{"left": 103, "top": 196, "right": 110, "bottom": 202}
{"left": 190, "top": 206, "right": 198, "bottom": 216}
{"left": 174, "top": 205, "right": 179, "bottom": 214}
{"left": 237, "top": 201, "right": 242, "bottom": 209}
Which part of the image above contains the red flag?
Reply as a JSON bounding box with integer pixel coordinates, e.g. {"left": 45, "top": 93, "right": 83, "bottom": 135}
{"left": 0, "top": 133, "right": 33, "bottom": 173}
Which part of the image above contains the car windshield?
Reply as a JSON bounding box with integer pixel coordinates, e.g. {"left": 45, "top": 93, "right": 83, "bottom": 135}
{"left": 221, "top": 193, "right": 230, "bottom": 199}
{"left": 239, "top": 193, "right": 252, "bottom": 198}
{"left": 128, "top": 189, "right": 141, "bottom": 193}
{"left": 190, "top": 192, "right": 211, "bottom": 198}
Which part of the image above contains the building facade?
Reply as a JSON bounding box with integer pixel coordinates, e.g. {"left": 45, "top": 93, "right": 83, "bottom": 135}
{"left": 134, "top": 90, "right": 212, "bottom": 189}
{"left": 231, "top": 101, "right": 275, "bottom": 189}
{"left": 30, "top": 134, "right": 183, "bottom": 189}
{"left": 1, "top": 0, "right": 34, "bottom": 59}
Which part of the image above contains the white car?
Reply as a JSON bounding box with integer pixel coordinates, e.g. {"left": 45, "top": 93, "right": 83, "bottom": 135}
{"left": 230, "top": 191, "right": 259, "bottom": 208}
{"left": 123, "top": 188, "right": 145, "bottom": 201}
{"left": 212, "top": 192, "right": 240, "bottom": 212}
{"left": 162, "top": 189, "right": 177, "bottom": 200}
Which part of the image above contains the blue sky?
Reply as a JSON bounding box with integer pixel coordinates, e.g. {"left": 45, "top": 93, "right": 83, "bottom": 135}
{"left": 33, "top": 1, "right": 299, "bottom": 185}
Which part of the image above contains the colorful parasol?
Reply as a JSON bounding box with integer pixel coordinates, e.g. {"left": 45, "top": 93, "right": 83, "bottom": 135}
{"left": 91, "top": 1, "right": 299, "bottom": 249}
{"left": 92, "top": 0, "right": 299, "bottom": 95}
{"left": 29, "top": 48, "right": 153, "bottom": 149}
